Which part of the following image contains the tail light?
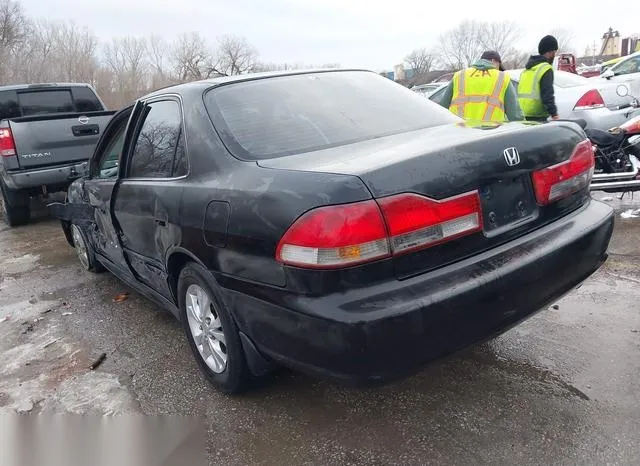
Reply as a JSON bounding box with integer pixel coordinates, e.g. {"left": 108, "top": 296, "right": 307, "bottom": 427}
{"left": 573, "top": 89, "right": 605, "bottom": 110}
{"left": 531, "top": 139, "right": 595, "bottom": 205}
{"left": 377, "top": 192, "right": 481, "bottom": 255}
{"left": 276, "top": 192, "right": 482, "bottom": 268}
{"left": 276, "top": 200, "right": 390, "bottom": 268}
{"left": 0, "top": 128, "right": 17, "bottom": 157}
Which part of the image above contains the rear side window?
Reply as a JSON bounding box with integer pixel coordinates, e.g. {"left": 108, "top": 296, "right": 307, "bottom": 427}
{"left": 17, "top": 90, "right": 74, "bottom": 116}
{"left": 204, "top": 70, "right": 458, "bottom": 160}
{"left": 72, "top": 87, "right": 104, "bottom": 112}
{"left": 128, "top": 100, "right": 186, "bottom": 178}
{"left": 0, "top": 91, "right": 20, "bottom": 120}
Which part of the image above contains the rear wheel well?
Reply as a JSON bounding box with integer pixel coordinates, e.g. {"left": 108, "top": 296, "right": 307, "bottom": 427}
{"left": 167, "top": 252, "right": 196, "bottom": 305}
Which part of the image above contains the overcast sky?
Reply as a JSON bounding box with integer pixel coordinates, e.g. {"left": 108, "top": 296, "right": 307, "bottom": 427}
{"left": 22, "top": 0, "right": 639, "bottom": 70}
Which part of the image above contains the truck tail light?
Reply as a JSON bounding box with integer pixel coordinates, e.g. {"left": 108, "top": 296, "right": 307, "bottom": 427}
{"left": 573, "top": 89, "right": 605, "bottom": 110}
{"left": 276, "top": 191, "right": 483, "bottom": 268}
{"left": 0, "top": 128, "right": 17, "bottom": 157}
{"left": 531, "top": 139, "right": 595, "bottom": 205}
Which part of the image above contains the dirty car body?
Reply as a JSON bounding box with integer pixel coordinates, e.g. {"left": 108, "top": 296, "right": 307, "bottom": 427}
{"left": 51, "top": 70, "right": 614, "bottom": 392}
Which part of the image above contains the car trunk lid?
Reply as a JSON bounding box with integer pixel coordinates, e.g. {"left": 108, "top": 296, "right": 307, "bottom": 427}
{"left": 262, "top": 121, "right": 591, "bottom": 278}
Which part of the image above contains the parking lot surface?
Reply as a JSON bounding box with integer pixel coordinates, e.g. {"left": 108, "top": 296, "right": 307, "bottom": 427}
{"left": 1, "top": 195, "right": 639, "bottom": 465}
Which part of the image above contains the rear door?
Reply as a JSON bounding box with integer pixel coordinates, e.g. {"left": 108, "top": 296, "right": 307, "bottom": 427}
{"left": 7, "top": 86, "right": 114, "bottom": 168}
{"left": 113, "top": 97, "right": 189, "bottom": 299}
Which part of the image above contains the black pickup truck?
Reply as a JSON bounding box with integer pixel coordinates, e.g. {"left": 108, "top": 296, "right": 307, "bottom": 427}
{"left": 0, "top": 83, "right": 116, "bottom": 226}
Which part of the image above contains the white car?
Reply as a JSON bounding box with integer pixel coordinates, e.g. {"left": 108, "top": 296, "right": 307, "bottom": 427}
{"left": 596, "top": 51, "right": 640, "bottom": 100}
{"left": 429, "top": 70, "right": 639, "bottom": 130}
{"left": 412, "top": 83, "right": 444, "bottom": 97}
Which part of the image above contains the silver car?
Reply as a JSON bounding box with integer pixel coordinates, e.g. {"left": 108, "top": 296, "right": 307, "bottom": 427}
{"left": 412, "top": 83, "right": 444, "bottom": 98}
{"left": 429, "top": 70, "right": 639, "bottom": 130}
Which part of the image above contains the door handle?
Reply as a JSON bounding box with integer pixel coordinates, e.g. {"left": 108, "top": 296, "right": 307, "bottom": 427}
{"left": 154, "top": 218, "right": 167, "bottom": 226}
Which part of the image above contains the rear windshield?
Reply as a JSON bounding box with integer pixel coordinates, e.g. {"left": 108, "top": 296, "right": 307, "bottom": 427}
{"left": 0, "top": 87, "right": 104, "bottom": 120}
{"left": 18, "top": 90, "right": 75, "bottom": 116}
{"left": 204, "top": 70, "right": 458, "bottom": 159}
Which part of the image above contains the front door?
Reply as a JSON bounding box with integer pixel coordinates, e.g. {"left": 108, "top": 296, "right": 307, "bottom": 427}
{"left": 83, "top": 105, "right": 136, "bottom": 272}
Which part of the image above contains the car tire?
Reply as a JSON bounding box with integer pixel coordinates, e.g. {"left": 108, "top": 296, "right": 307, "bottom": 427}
{"left": 178, "top": 262, "right": 249, "bottom": 394}
{"left": 70, "top": 223, "right": 104, "bottom": 273}
{"left": 0, "top": 180, "right": 30, "bottom": 227}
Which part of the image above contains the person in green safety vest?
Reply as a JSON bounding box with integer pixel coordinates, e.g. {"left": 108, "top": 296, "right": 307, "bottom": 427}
{"left": 438, "top": 51, "right": 523, "bottom": 122}
{"left": 518, "top": 35, "right": 560, "bottom": 122}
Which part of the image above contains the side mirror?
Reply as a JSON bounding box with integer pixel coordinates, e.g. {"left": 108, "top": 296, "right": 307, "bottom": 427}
{"left": 601, "top": 69, "right": 614, "bottom": 79}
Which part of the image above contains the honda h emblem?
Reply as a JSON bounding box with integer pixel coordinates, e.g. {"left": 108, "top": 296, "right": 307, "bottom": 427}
{"left": 503, "top": 147, "right": 520, "bottom": 166}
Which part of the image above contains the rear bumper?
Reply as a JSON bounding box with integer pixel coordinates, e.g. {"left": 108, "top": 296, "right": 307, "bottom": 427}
{"left": 224, "top": 200, "right": 614, "bottom": 383}
{"left": 2, "top": 161, "right": 88, "bottom": 191}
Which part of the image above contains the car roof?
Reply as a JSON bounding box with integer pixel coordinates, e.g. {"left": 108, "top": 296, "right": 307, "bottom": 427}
{"left": 0, "top": 83, "right": 92, "bottom": 91}
{"left": 143, "top": 68, "right": 371, "bottom": 99}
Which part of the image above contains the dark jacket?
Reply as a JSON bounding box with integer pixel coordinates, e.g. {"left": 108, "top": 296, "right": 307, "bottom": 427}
{"left": 437, "top": 59, "right": 523, "bottom": 121}
{"left": 524, "top": 55, "right": 558, "bottom": 118}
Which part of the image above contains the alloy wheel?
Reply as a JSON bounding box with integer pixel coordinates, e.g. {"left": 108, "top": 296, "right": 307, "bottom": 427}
{"left": 185, "top": 284, "right": 228, "bottom": 373}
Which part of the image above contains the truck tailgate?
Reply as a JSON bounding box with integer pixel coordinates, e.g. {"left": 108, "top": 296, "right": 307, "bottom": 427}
{"left": 9, "top": 111, "right": 116, "bottom": 168}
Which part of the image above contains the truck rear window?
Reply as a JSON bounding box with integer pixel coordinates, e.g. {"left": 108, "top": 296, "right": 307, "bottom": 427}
{"left": 17, "top": 90, "right": 75, "bottom": 116}
{"left": 204, "top": 70, "right": 458, "bottom": 160}
{"left": 0, "top": 91, "right": 20, "bottom": 120}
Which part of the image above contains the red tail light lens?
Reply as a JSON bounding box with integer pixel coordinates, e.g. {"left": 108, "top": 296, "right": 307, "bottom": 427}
{"left": 573, "top": 89, "right": 605, "bottom": 110}
{"left": 0, "top": 128, "right": 17, "bottom": 157}
{"left": 531, "top": 139, "right": 595, "bottom": 205}
{"left": 276, "top": 200, "right": 390, "bottom": 268}
{"left": 377, "top": 192, "right": 482, "bottom": 254}
{"left": 276, "top": 192, "right": 483, "bottom": 268}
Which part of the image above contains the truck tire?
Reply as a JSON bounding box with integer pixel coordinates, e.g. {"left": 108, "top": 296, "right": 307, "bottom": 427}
{"left": 0, "top": 180, "right": 30, "bottom": 227}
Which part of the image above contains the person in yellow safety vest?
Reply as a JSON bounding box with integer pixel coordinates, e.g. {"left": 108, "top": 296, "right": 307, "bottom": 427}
{"left": 518, "top": 35, "right": 560, "bottom": 122}
{"left": 438, "top": 51, "right": 523, "bottom": 122}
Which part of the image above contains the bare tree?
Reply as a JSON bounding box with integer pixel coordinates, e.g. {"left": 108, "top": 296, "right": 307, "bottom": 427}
{"left": 56, "top": 21, "right": 99, "bottom": 82}
{"left": 436, "top": 20, "right": 522, "bottom": 71}
{"left": 502, "top": 50, "right": 529, "bottom": 70}
{"left": 437, "top": 20, "right": 484, "bottom": 70}
{"left": 103, "top": 36, "right": 149, "bottom": 107}
{"left": 210, "top": 35, "right": 258, "bottom": 77}
{"left": 0, "top": 0, "right": 29, "bottom": 82}
{"left": 549, "top": 28, "right": 575, "bottom": 54}
{"left": 148, "top": 34, "right": 174, "bottom": 88}
{"left": 405, "top": 48, "right": 435, "bottom": 75}
{"left": 0, "top": 0, "right": 27, "bottom": 49}
{"left": 172, "top": 32, "right": 211, "bottom": 82}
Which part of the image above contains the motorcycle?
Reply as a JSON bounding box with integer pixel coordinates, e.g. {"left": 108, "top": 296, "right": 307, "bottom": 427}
{"left": 584, "top": 113, "right": 640, "bottom": 193}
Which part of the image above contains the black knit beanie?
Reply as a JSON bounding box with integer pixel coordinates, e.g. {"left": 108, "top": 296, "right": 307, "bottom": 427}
{"left": 538, "top": 35, "right": 559, "bottom": 55}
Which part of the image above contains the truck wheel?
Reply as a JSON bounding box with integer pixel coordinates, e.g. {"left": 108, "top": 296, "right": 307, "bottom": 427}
{"left": 0, "top": 181, "right": 30, "bottom": 227}
{"left": 70, "top": 224, "right": 104, "bottom": 273}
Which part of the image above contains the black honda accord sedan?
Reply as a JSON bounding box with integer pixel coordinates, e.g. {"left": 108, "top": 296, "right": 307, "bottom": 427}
{"left": 51, "top": 69, "right": 614, "bottom": 393}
